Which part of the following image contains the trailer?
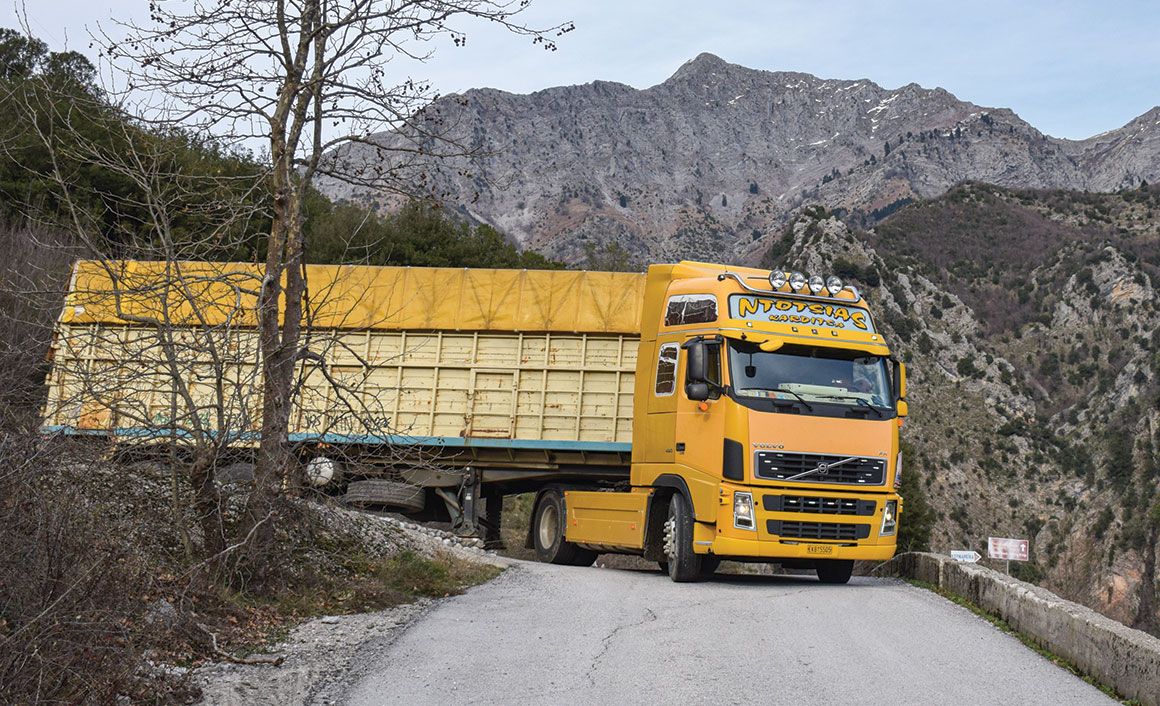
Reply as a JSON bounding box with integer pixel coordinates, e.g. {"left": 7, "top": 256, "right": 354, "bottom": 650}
{"left": 44, "top": 259, "right": 908, "bottom": 582}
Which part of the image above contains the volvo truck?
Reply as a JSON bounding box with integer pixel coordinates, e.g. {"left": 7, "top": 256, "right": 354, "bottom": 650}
{"left": 44, "top": 259, "right": 907, "bottom": 583}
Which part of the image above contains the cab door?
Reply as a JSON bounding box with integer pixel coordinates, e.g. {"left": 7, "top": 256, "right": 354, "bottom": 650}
{"left": 674, "top": 340, "right": 727, "bottom": 478}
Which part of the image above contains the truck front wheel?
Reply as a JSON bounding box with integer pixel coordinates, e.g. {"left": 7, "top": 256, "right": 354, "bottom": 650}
{"left": 663, "top": 493, "right": 703, "bottom": 582}
{"left": 533, "top": 488, "right": 597, "bottom": 567}
{"left": 815, "top": 559, "right": 854, "bottom": 584}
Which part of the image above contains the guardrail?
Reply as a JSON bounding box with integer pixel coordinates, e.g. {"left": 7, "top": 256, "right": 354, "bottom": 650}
{"left": 874, "top": 552, "right": 1160, "bottom": 706}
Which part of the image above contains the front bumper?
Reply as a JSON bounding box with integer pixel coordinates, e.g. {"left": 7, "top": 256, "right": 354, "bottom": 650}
{"left": 699, "top": 483, "right": 901, "bottom": 561}
{"left": 708, "top": 534, "right": 897, "bottom": 561}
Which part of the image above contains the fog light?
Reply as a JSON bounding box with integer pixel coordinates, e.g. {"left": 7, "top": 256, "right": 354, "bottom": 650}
{"left": 808, "top": 275, "right": 825, "bottom": 294}
{"left": 769, "top": 270, "right": 788, "bottom": 290}
{"left": 826, "top": 276, "right": 844, "bottom": 295}
{"left": 881, "top": 499, "right": 898, "bottom": 536}
{"left": 789, "top": 271, "right": 806, "bottom": 291}
{"left": 734, "top": 491, "right": 756, "bottom": 531}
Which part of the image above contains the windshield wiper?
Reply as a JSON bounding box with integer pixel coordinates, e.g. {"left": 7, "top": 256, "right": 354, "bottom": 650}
{"left": 772, "top": 388, "right": 813, "bottom": 412}
{"left": 813, "top": 394, "right": 885, "bottom": 418}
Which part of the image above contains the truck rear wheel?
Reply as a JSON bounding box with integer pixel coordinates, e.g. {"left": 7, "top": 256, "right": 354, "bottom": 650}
{"left": 816, "top": 559, "right": 854, "bottom": 584}
{"left": 343, "top": 479, "right": 425, "bottom": 513}
{"left": 533, "top": 488, "right": 596, "bottom": 567}
{"left": 663, "top": 493, "right": 703, "bottom": 582}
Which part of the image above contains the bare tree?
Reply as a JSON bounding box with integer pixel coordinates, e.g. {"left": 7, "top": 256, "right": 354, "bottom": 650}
{"left": 102, "top": 1, "right": 571, "bottom": 539}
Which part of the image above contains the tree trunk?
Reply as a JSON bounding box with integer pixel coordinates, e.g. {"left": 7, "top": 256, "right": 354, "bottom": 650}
{"left": 189, "top": 449, "right": 225, "bottom": 558}
{"left": 247, "top": 127, "right": 306, "bottom": 566}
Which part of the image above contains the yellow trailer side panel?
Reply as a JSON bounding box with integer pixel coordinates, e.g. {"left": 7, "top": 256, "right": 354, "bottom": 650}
{"left": 44, "top": 324, "right": 638, "bottom": 445}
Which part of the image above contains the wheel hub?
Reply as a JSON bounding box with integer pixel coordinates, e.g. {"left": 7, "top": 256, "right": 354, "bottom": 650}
{"left": 538, "top": 503, "right": 559, "bottom": 549}
{"left": 663, "top": 513, "right": 676, "bottom": 560}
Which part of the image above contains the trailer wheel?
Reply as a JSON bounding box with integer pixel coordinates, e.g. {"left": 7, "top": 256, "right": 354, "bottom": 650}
{"left": 343, "top": 480, "right": 425, "bottom": 513}
{"left": 532, "top": 489, "right": 596, "bottom": 566}
{"left": 815, "top": 559, "right": 854, "bottom": 584}
{"left": 663, "top": 493, "right": 703, "bottom": 582}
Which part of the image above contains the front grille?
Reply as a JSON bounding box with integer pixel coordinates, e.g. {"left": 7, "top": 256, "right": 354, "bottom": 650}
{"left": 755, "top": 451, "right": 885, "bottom": 485}
{"left": 763, "top": 495, "right": 876, "bottom": 516}
{"left": 768, "top": 520, "right": 871, "bottom": 541}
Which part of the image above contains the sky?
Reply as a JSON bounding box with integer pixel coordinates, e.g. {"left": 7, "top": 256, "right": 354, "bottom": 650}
{"left": 6, "top": 0, "right": 1159, "bottom": 139}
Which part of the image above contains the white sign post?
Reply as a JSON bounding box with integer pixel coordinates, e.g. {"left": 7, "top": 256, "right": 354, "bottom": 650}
{"left": 988, "top": 537, "right": 1029, "bottom": 575}
{"left": 950, "top": 550, "right": 982, "bottom": 563}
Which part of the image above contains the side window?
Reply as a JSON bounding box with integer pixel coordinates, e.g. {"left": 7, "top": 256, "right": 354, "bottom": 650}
{"left": 706, "top": 343, "right": 722, "bottom": 391}
{"left": 655, "top": 343, "right": 678, "bottom": 396}
{"left": 664, "top": 294, "right": 718, "bottom": 327}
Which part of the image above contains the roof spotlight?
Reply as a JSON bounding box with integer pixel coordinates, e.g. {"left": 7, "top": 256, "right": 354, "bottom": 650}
{"left": 808, "top": 275, "right": 825, "bottom": 294}
{"left": 768, "top": 270, "right": 788, "bottom": 290}
{"left": 789, "top": 271, "right": 806, "bottom": 291}
{"left": 826, "top": 276, "right": 844, "bottom": 295}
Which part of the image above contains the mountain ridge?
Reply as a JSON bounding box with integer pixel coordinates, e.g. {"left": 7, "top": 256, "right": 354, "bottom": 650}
{"left": 320, "top": 54, "right": 1160, "bottom": 264}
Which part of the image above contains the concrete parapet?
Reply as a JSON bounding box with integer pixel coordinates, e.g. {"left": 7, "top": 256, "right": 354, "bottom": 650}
{"left": 875, "top": 552, "right": 1160, "bottom": 706}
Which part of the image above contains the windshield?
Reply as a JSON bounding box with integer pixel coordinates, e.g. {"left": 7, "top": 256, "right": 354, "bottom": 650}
{"left": 728, "top": 341, "right": 892, "bottom": 409}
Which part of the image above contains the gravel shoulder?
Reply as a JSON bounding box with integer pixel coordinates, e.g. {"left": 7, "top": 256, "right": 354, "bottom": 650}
{"left": 192, "top": 512, "right": 511, "bottom": 706}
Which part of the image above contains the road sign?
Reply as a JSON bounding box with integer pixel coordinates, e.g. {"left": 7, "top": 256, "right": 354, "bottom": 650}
{"left": 950, "top": 550, "right": 981, "bottom": 563}
{"left": 988, "top": 537, "right": 1029, "bottom": 561}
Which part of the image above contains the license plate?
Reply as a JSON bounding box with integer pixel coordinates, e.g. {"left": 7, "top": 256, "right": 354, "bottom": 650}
{"left": 806, "top": 544, "right": 834, "bottom": 555}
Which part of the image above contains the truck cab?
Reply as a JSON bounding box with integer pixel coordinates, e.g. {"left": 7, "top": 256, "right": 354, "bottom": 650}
{"left": 534, "top": 262, "right": 906, "bottom": 584}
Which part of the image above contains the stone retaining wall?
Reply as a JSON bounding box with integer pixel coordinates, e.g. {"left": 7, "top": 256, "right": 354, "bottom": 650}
{"left": 875, "top": 552, "right": 1160, "bottom": 705}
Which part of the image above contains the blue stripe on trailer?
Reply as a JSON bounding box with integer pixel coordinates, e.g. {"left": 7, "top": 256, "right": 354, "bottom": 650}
{"left": 40, "top": 425, "right": 632, "bottom": 454}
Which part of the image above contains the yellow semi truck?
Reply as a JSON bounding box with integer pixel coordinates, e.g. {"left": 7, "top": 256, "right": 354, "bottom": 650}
{"left": 44, "top": 259, "right": 906, "bottom": 583}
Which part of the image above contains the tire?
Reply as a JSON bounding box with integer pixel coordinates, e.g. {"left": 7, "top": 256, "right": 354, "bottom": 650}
{"left": 217, "top": 462, "right": 255, "bottom": 485}
{"left": 343, "top": 479, "right": 425, "bottom": 513}
{"left": 532, "top": 488, "right": 597, "bottom": 566}
{"left": 700, "top": 555, "right": 722, "bottom": 577}
{"left": 663, "top": 493, "right": 703, "bottom": 582}
{"left": 816, "top": 559, "right": 854, "bottom": 584}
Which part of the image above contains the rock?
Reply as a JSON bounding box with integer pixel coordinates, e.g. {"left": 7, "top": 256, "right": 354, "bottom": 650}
{"left": 145, "top": 598, "right": 179, "bottom": 630}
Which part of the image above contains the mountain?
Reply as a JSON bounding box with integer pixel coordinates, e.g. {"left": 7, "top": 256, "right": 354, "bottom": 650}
{"left": 320, "top": 53, "right": 1160, "bottom": 264}
{"left": 781, "top": 183, "right": 1160, "bottom": 632}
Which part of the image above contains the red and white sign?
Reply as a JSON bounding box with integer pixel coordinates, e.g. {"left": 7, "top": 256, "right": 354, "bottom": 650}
{"left": 988, "top": 537, "right": 1029, "bottom": 561}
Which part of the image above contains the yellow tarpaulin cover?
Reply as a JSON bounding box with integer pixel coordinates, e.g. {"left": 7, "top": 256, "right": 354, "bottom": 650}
{"left": 62, "top": 260, "right": 648, "bottom": 334}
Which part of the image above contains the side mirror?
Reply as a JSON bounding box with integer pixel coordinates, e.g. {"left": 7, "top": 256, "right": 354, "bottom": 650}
{"left": 686, "top": 382, "right": 710, "bottom": 401}
{"left": 684, "top": 340, "right": 707, "bottom": 383}
{"left": 892, "top": 360, "right": 908, "bottom": 414}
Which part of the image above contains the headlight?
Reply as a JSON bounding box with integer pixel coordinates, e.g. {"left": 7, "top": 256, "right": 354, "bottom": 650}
{"left": 733, "top": 491, "right": 756, "bottom": 530}
{"left": 881, "top": 499, "right": 898, "bottom": 536}
{"left": 894, "top": 451, "right": 903, "bottom": 489}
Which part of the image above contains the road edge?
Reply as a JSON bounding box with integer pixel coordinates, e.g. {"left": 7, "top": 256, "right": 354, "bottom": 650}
{"left": 875, "top": 552, "right": 1158, "bottom": 706}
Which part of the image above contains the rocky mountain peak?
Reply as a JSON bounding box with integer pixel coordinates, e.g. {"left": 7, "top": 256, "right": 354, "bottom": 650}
{"left": 320, "top": 55, "right": 1160, "bottom": 264}
{"left": 667, "top": 52, "right": 734, "bottom": 81}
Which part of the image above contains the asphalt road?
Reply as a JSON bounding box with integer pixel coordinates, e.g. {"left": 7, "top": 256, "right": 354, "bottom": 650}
{"left": 339, "top": 561, "right": 1114, "bottom": 705}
